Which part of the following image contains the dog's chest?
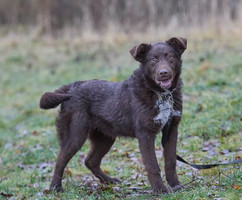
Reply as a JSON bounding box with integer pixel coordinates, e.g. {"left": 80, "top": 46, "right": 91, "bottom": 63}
{"left": 154, "top": 99, "right": 173, "bottom": 129}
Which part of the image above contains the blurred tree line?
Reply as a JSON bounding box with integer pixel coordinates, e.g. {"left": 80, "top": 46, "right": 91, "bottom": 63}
{"left": 0, "top": 0, "right": 241, "bottom": 34}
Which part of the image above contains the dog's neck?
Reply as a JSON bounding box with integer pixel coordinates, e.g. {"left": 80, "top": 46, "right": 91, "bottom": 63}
{"left": 153, "top": 88, "right": 176, "bottom": 100}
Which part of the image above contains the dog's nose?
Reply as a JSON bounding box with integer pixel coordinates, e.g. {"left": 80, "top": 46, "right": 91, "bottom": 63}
{"left": 159, "top": 69, "right": 169, "bottom": 76}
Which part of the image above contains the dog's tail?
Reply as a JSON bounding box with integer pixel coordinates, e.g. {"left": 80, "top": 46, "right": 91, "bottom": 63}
{"left": 40, "top": 85, "right": 71, "bottom": 109}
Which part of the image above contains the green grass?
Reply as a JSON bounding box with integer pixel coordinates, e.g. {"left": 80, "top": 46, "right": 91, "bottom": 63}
{"left": 0, "top": 35, "right": 241, "bottom": 200}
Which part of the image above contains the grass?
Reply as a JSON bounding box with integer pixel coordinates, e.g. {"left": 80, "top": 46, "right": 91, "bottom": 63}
{"left": 0, "top": 34, "right": 241, "bottom": 200}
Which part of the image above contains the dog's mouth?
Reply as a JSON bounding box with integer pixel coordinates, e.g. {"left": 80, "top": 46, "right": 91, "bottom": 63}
{"left": 156, "top": 78, "right": 173, "bottom": 89}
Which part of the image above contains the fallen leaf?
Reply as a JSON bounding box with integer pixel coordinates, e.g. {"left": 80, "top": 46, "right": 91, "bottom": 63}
{"left": 86, "top": 180, "right": 92, "bottom": 187}
{"left": 112, "top": 186, "right": 121, "bottom": 192}
{"left": 202, "top": 146, "right": 210, "bottom": 152}
{"left": 125, "top": 151, "right": 130, "bottom": 157}
{"left": 65, "top": 169, "right": 72, "bottom": 176}
{"left": 38, "top": 162, "right": 51, "bottom": 170}
{"left": 130, "top": 157, "right": 138, "bottom": 163}
{"left": 15, "top": 149, "right": 21, "bottom": 154}
{"left": 21, "top": 196, "right": 26, "bottom": 200}
{"left": 0, "top": 191, "right": 13, "bottom": 197}
{"left": 178, "top": 171, "right": 186, "bottom": 175}
{"left": 42, "top": 189, "right": 51, "bottom": 194}
{"left": 207, "top": 192, "right": 216, "bottom": 197}
{"left": 227, "top": 116, "right": 233, "bottom": 121}
{"left": 33, "top": 183, "right": 39, "bottom": 188}
{"left": 220, "top": 149, "right": 229, "bottom": 155}
{"left": 130, "top": 173, "right": 138, "bottom": 180}
{"left": 32, "top": 131, "right": 39, "bottom": 136}
{"left": 34, "top": 144, "right": 43, "bottom": 150}
{"left": 231, "top": 183, "right": 242, "bottom": 190}
{"left": 17, "top": 163, "right": 26, "bottom": 170}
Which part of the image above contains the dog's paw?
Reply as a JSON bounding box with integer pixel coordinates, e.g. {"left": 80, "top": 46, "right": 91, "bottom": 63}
{"left": 49, "top": 184, "right": 64, "bottom": 192}
{"left": 171, "top": 184, "right": 183, "bottom": 192}
{"left": 167, "top": 184, "right": 183, "bottom": 193}
{"left": 110, "top": 178, "right": 121, "bottom": 184}
{"left": 153, "top": 186, "right": 168, "bottom": 194}
{"left": 104, "top": 177, "right": 121, "bottom": 184}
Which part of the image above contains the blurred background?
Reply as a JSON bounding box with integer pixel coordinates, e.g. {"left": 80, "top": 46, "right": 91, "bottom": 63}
{"left": 0, "top": 1, "right": 241, "bottom": 199}
{"left": 0, "top": 0, "right": 241, "bottom": 37}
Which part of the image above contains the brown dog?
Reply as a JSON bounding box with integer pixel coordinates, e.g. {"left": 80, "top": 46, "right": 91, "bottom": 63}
{"left": 40, "top": 37, "right": 187, "bottom": 193}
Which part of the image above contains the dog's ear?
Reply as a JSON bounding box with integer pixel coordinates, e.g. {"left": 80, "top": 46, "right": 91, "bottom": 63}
{"left": 129, "top": 43, "right": 151, "bottom": 62}
{"left": 166, "top": 37, "right": 187, "bottom": 55}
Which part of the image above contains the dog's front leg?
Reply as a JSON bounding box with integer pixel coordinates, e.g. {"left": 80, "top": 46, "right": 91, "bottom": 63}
{"left": 163, "top": 117, "right": 181, "bottom": 189}
{"left": 137, "top": 134, "right": 168, "bottom": 193}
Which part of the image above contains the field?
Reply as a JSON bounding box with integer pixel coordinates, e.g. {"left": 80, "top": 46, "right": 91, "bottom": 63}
{"left": 0, "top": 34, "right": 241, "bottom": 200}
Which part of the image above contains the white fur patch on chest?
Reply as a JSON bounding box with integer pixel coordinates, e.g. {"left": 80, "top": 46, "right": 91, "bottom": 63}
{"left": 154, "top": 99, "right": 173, "bottom": 129}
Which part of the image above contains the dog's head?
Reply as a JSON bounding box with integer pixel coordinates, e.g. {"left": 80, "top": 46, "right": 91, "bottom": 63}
{"left": 130, "top": 37, "right": 187, "bottom": 90}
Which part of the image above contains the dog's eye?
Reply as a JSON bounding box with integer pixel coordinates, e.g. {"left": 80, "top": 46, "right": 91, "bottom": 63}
{"left": 166, "top": 55, "right": 172, "bottom": 60}
{"left": 151, "top": 57, "right": 157, "bottom": 62}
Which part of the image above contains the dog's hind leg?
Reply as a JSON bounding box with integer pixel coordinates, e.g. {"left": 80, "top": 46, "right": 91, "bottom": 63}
{"left": 85, "top": 132, "right": 120, "bottom": 184}
{"left": 50, "top": 112, "right": 89, "bottom": 192}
